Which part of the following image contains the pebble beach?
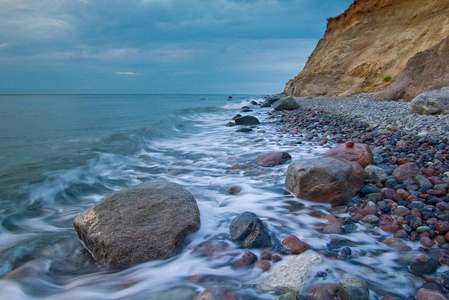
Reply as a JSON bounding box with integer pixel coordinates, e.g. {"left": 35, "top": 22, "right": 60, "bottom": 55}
{"left": 265, "top": 94, "right": 449, "bottom": 299}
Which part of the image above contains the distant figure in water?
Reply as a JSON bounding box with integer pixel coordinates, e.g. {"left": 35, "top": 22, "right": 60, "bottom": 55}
{"left": 227, "top": 96, "right": 232, "bottom": 100}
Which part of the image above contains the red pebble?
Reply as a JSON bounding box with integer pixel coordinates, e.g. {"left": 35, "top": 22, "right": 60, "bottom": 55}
{"left": 420, "top": 237, "right": 433, "bottom": 248}
{"left": 256, "top": 260, "right": 271, "bottom": 272}
{"left": 233, "top": 252, "right": 257, "bottom": 269}
{"left": 282, "top": 235, "right": 309, "bottom": 255}
{"left": 382, "top": 224, "right": 400, "bottom": 234}
{"left": 362, "top": 206, "right": 377, "bottom": 216}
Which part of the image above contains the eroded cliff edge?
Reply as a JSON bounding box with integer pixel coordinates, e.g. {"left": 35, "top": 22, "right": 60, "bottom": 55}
{"left": 284, "top": 0, "right": 449, "bottom": 100}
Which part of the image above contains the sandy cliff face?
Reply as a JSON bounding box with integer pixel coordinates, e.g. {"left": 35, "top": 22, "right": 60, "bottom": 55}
{"left": 285, "top": 0, "right": 449, "bottom": 99}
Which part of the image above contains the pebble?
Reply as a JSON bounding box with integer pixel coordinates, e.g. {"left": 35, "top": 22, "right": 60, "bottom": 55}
{"left": 281, "top": 235, "right": 309, "bottom": 255}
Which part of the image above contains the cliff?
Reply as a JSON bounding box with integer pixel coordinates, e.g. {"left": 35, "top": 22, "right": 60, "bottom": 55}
{"left": 285, "top": 0, "right": 449, "bottom": 100}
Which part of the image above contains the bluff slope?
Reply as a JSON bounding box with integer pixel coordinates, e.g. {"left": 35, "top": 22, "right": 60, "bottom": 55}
{"left": 284, "top": 0, "right": 449, "bottom": 100}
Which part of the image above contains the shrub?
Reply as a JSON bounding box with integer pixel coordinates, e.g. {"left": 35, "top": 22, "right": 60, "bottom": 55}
{"left": 383, "top": 75, "right": 392, "bottom": 82}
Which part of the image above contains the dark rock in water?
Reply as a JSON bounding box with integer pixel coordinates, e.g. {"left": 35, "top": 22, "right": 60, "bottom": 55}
{"left": 285, "top": 157, "right": 364, "bottom": 206}
{"left": 338, "top": 247, "right": 352, "bottom": 260}
{"left": 435, "top": 272, "right": 449, "bottom": 290}
{"left": 410, "top": 255, "right": 439, "bottom": 275}
{"left": 73, "top": 180, "right": 200, "bottom": 269}
{"left": 226, "top": 186, "right": 242, "bottom": 195}
{"left": 411, "top": 87, "right": 449, "bottom": 114}
{"left": 229, "top": 211, "right": 272, "bottom": 248}
{"left": 272, "top": 96, "right": 299, "bottom": 111}
{"left": 241, "top": 106, "right": 253, "bottom": 112}
{"left": 324, "top": 142, "right": 374, "bottom": 168}
{"left": 235, "top": 115, "right": 260, "bottom": 126}
{"left": 261, "top": 101, "right": 272, "bottom": 108}
{"left": 233, "top": 251, "right": 257, "bottom": 269}
{"left": 338, "top": 278, "right": 369, "bottom": 300}
{"left": 235, "top": 127, "right": 253, "bottom": 132}
{"left": 256, "top": 152, "right": 292, "bottom": 167}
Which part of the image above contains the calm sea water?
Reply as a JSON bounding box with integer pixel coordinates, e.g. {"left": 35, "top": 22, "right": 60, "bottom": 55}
{"left": 0, "top": 94, "right": 429, "bottom": 299}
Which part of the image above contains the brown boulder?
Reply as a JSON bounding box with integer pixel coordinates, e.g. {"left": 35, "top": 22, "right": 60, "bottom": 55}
{"left": 416, "top": 288, "right": 447, "bottom": 300}
{"left": 73, "top": 180, "right": 200, "bottom": 269}
{"left": 285, "top": 157, "right": 365, "bottom": 206}
{"left": 392, "top": 162, "right": 422, "bottom": 183}
{"left": 256, "top": 152, "right": 292, "bottom": 167}
{"left": 324, "top": 142, "right": 374, "bottom": 168}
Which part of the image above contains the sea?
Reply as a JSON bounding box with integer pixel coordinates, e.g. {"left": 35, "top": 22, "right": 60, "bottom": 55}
{"left": 0, "top": 94, "right": 431, "bottom": 299}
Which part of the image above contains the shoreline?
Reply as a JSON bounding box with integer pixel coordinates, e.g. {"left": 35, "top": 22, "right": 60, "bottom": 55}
{"left": 262, "top": 94, "right": 449, "bottom": 298}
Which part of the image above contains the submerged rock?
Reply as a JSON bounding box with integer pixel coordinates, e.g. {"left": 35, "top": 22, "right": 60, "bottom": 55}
{"left": 73, "top": 180, "right": 200, "bottom": 269}
{"left": 229, "top": 211, "right": 272, "bottom": 248}
{"left": 285, "top": 157, "right": 364, "bottom": 206}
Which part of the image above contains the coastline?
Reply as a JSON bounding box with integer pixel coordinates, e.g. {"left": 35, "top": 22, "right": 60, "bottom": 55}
{"left": 263, "top": 94, "right": 449, "bottom": 299}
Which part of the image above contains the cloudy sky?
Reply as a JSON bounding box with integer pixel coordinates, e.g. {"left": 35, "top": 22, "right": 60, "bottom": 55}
{"left": 0, "top": 0, "right": 353, "bottom": 94}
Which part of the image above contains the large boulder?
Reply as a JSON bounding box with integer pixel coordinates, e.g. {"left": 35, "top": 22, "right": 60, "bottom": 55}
{"left": 258, "top": 253, "right": 324, "bottom": 294}
{"left": 272, "top": 96, "right": 300, "bottom": 111}
{"left": 229, "top": 211, "right": 272, "bottom": 248}
{"left": 285, "top": 157, "right": 364, "bottom": 206}
{"left": 256, "top": 152, "right": 292, "bottom": 167}
{"left": 235, "top": 115, "right": 260, "bottom": 126}
{"left": 410, "top": 87, "right": 449, "bottom": 114}
{"left": 73, "top": 180, "right": 200, "bottom": 269}
{"left": 324, "top": 142, "right": 374, "bottom": 168}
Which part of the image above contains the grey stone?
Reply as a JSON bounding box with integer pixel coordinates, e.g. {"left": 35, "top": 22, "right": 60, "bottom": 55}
{"left": 234, "top": 115, "right": 260, "bottom": 126}
{"left": 272, "top": 96, "right": 300, "bottom": 111}
{"left": 258, "top": 253, "right": 324, "bottom": 294}
{"left": 229, "top": 211, "right": 272, "bottom": 248}
{"left": 415, "top": 174, "right": 433, "bottom": 189}
{"left": 364, "top": 165, "right": 388, "bottom": 183}
{"left": 361, "top": 214, "right": 379, "bottom": 224}
{"left": 411, "top": 87, "right": 449, "bottom": 115}
{"left": 73, "top": 180, "right": 200, "bottom": 269}
{"left": 338, "top": 278, "right": 369, "bottom": 300}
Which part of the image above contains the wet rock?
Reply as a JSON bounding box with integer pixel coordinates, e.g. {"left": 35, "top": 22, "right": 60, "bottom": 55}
{"left": 234, "top": 115, "right": 260, "bottom": 126}
{"left": 226, "top": 186, "right": 242, "bottom": 195}
{"left": 282, "top": 235, "right": 309, "bottom": 255}
{"left": 395, "top": 206, "right": 410, "bottom": 217}
{"left": 411, "top": 87, "right": 449, "bottom": 115}
{"left": 256, "top": 152, "right": 292, "bottom": 167}
{"left": 229, "top": 211, "right": 272, "bottom": 248}
{"left": 275, "top": 293, "right": 296, "bottom": 300}
{"left": 410, "top": 255, "right": 439, "bottom": 275}
{"left": 235, "top": 127, "right": 253, "bottom": 132}
{"left": 436, "top": 222, "right": 449, "bottom": 235}
{"left": 435, "top": 272, "right": 449, "bottom": 290}
{"left": 416, "top": 288, "right": 447, "bottom": 300}
{"left": 382, "top": 238, "right": 412, "bottom": 251}
{"left": 258, "top": 253, "right": 324, "bottom": 294}
{"left": 393, "top": 162, "right": 422, "bottom": 183}
{"left": 307, "top": 283, "right": 339, "bottom": 300}
{"left": 256, "top": 260, "right": 271, "bottom": 272}
{"left": 420, "top": 237, "right": 433, "bottom": 248}
{"left": 324, "top": 142, "right": 374, "bottom": 168}
{"left": 285, "top": 157, "right": 364, "bottom": 206}
{"left": 338, "top": 247, "right": 352, "bottom": 260}
{"left": 272, "top": 96, "right": 299, "bottom": 111}
{"left": 394, "top": 230, "right": 410, "bottom": 239}
{"left": 73, "top": 180, "right": 200, "bottom": 269}
{"left": 233, "top": 251, "right": 257, "bottom": 269}
{"left": 338, "top": 278, "right": 369, "bottom": 300}
{"left": 382, "top": 224, "right": 401, "bottom": 234}
{"left": 362, "top": 214, "right": 379, "bottom": 224}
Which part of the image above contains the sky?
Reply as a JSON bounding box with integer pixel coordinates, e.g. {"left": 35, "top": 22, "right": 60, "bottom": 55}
{"left": 0, "top": 0, "right": 353, "bottom": 94}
